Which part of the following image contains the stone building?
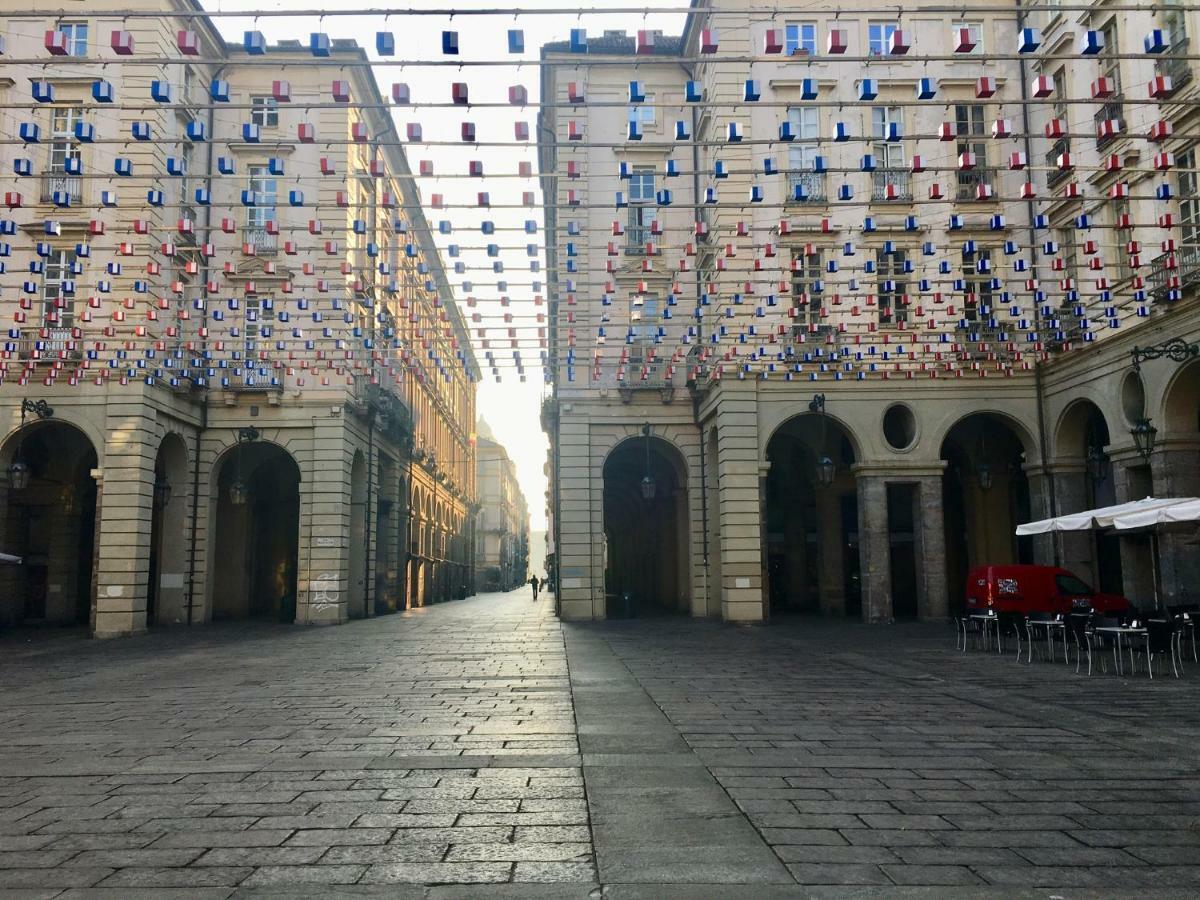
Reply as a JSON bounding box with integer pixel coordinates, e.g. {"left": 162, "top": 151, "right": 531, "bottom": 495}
{"left": 0, "top": 0, "right": 479, "bottom": 635}
{"left": 540, "top": 2, "right": 1200, "bottom": 622}
{"left": 475, "top": 425, "right": 530, "bottom": 592}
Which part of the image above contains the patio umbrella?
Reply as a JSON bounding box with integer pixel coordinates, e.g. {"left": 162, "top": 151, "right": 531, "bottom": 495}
{"left": 0, "top": 552, "right": 22, "bottom": 565}
{"left": 1110, "top": 498, "right": 1200, "bottom": 531}
{"left": 1014, "top": 497, "right": 1193, "bottom": 535}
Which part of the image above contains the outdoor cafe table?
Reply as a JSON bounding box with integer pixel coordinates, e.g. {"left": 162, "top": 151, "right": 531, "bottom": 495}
{"left": 967, "top": 613, "right": 998, "bottom": 651}
{"left": 1027, "top": 617, "right": 1068, "bottom": 663}
{"left": 1093, "top": 625, "right": 1147, "bottom": 675}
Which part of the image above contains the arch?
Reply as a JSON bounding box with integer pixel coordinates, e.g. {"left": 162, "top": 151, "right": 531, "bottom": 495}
{"left": 1053, "top": 397, "right": 1112, "bottom": 460}
{"left": 1160, "top": 357, "right": 1200, "bottom": 439}
{"left": 940, "top": 413, "right": 1034, "bottom": 614}
{"left": 760, "top": 409, "right": 864, "bottom": 470}
{"left": 148, "top": 432, "right": 190, "bottom": 626}
{"left": 0, "top": 420, "right": 99, "bottom": 630}
{"left": 209, "top": 440, "right": 301, "bottom": 623}
{"left": 348, "top": 451, "right": 368, "bottom": 619}
{"left": 932, "top": 408, "right": 1038, "bottom": 462}
{"left": 602, "top": 432, "right": 690, "bottom": 617}
{"left": 764, "top": 413, "right": 860, "bottom": 618}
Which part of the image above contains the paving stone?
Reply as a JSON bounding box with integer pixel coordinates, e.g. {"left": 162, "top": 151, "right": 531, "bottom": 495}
{"left": 881, "top": 864, "right": 984, "bottom": 885}
{"left": 445, "top": 843, "right": 592, "bottom": 862}
{"left": 284, "top": 829, "right": 393, "bottom": 847}
{"left": 94, "top": 867, "right": 250, "bottom": 888}
{"left": 784, "top": 863, "right": 890, "bottom": 885}
{"left": 512, "top": 861, "right": 595, "bottom": 882}
{"left": 239, "top": 865, "right": 365, "bottom": 886}
{"left": 360, "top": 862, "right": 512, "bottom": 883}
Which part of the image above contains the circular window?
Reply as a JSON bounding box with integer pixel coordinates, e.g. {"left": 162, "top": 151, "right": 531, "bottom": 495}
{"left": 1121, "top": 371, "right": 1146, "bottom": 426}
{"left": 883, "top": 404, "right": 917, "bottom": 451}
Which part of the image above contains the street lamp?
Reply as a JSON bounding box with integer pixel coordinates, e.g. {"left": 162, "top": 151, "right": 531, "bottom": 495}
{"left": 808, "top": 394, "right": 836, "bottom": 486}
{"left": 153, "top": 475, "right": 172, "bottom": 510}
{"left": 229, "top": 426, "right": 260, "bottom": 506}
{"left": 639, "top": 423, "right": 656, "bottom": 501}
{"left": 816, "top": 455, "right": 836, "bottom": 486}
{"left": 1131, "top": 418, "right": 1157, "bottom": 462}
{"left": 1085, "top": 445, "right": 1108, "bottom": 482}
{"left": 977, "top": 461, "right": 993, "bottom": 492}
{"left": 7, "top": 398, "right": 54, "bottom": 490}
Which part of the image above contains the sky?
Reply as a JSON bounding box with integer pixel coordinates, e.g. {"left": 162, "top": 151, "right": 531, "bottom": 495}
{"left": 201, "top": 0, "right": 690, "bottom": 531}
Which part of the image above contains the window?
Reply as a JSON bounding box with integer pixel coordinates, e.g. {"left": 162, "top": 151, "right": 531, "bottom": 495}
{"left": 41, "top": 249, "right": 77, "bottom": 328}
{"left": 1055, "top": 574, "right": 1093, "bottom": 596}
{"left": 952, "top": 22, "right": 983, "bottom": 54}
{"left": 179, "top": 141, "right": 194, "bottom": 206}
{"left": 630, "top": 295, "right": 659, "bottom": 346}
{"left": 1112, "top": 196, "right": 1133, "bottom": 282}
{"left": 1180, "top": 149, "right": 1200, "bottom": 249}
{"left": 628, "top": 95, "right": 655, "bottom": 128}
{"left": 1045, "top": 0, "right": 1061, "bottom": 24}
{"left": 868, "top": 22, "right": 897, "bottom": 55}
{"left": 791, "top": 249, "right": 823, "bottom": 327}
{"left": 1099, "top": 21, "right": 1121, "bottom": 95}
{"left": 955, "top": 104, "right": 989, "bottom": 199}
{"left": 45, "top": 106, "right": 83, "bottom": 203}
{"left": 244, "top": 296, "right": 275, "bottom": 339}
{"left": 785, "top": 23, "right": 817, "bottom": 55}
{"left": 871, "top": 107, "right": 909, "bottom": 200}
{"left": 1056, "top": 227, "right": 1078, "bottom": 307}
{"left": 245, "top": 166, "right": 278, "bottom": 249}
{"left": 787, "top": 107, "right": 822, "bottom": 200}
{"left": 627, "top": 167, "right": 655, "bottom": 252}
{"left": 876, "top": 248, "right": 908, "bottom": 325}
{"left": 963, "top": 247, "right": 994, "bottom": 322}
{"left": 60, "top": 22, "right": 88, "bottom": 56}
{"left": 250, "top": 96, "right": 279, "bottom": 128}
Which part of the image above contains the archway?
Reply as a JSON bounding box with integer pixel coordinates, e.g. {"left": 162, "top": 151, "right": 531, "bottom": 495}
{"left": 348, "top": 451, "right": 368, "bottom": 618}
{"left": 941, "top": 414, "right": 1032, "bottom": 613}
{"left": 1155, "top": 359, "right": 1200, "bottom": 605}
{"left": 210, "top": 441, "right": 300, "bottom": 622}
{"left": 148, "top": 433, "right": 189, "bottom": 626}
{"left": 1162, "top": 357, "right": 1200, "bottom": 441}
{"left": 602, "top": 432, "right": 689, "bottom": 617}
{"left": 764, "top": 414, "right": 859, "bottom": 618}
{"left": 0, "top": 421, "right": 98, "bottom": 629}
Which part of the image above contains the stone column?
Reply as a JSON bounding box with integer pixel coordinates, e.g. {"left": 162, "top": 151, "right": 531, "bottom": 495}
{"left": 1022, "top": 466, "right": 1057, "bottom": 566}
{"left": 94, "top": 398, "right": 157, "bottom": 638}
{"left": 855, "top": 474, "right": 892, "bottom": 624}
{"left": 914, "top": 473, "right": 948, "bottom": 621}
{"left": 1052, "top": 464, "right": 1092, "bottom": 579}
{"left": 714, "top": 393, "right": 765, "bottom": 622}
{"left": 555, "top": 416, "right": 594, "bottom": 619}
{"left": 815, "top": 485, "right": 845, "bottom": 616}
{"left": 302, "top": 417, "right": 350, "bottom": 625}
{"left": 1152, "top": 442, "right": 1200, "bottom": 606}
{"left": 1111, "top": 452, "right": 1156, "bottom": 607}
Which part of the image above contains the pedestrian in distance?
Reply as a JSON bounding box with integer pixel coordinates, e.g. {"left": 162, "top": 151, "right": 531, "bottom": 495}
{"left": 529, "top": 574, "right": 539, "bottom": 601}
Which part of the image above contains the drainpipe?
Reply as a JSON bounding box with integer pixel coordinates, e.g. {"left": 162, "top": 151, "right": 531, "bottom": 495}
{"left": 1015, "top": 0, "right": 1060, "bottom": 565}
{"left": 185, "top": 63, "right": 221, "bottom": 625}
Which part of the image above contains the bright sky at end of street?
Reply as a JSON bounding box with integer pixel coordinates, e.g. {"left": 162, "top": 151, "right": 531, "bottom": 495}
{"left": 201, "top": 0, "right": 691, "bottom": 531}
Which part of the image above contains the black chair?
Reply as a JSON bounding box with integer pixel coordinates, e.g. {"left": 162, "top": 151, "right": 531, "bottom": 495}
{"left": 1067, "top": 613, "right": 1093, "bottom": 675}
{"left": 1130, "top": 619, "right": 1182, "bottom": 679}
{"left": 996, "top": 612, "right": 1029, "bottom": 662}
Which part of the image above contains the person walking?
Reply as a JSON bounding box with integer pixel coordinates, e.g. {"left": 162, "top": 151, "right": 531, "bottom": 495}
{"left": 529, "top": 574, "right": 539, "bottom": 601}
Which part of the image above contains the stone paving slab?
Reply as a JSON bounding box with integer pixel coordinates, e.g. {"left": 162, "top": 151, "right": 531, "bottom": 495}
{"left": 5, "top": 593, "right": 1200, "bottom": 893}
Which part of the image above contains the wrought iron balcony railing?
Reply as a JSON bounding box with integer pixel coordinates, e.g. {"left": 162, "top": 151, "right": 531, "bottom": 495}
{"left": 1094, "top": 98, "right": 1125, "bottom": 150}
{"left": 1158, "top": 39, "right": 1192, "bottom": 89}
{"left": 1045, "top": 137, "right": 1072, "bottom": 187}
{"left": 956, "top": 167, "right": 997, "bottom": 201}
{"left": 241, "top": 226, "right": 277, "bottom": 255}
{"left": 17, "top": 328, "right": 80, "bottom": 360}
{"left": 1147, "top": 245, "right": 1200, "bottom": 301}
{"left": 786, "top": 171, "right": 827, "bottom": 203}
{"left": 40, "top": 173, "right": 82, "bottom": 204}
{"left": 871, "top": 169, "right": 912, "bottom": 202}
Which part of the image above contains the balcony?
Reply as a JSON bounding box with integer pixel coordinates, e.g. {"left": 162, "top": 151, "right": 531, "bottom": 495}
{"left": 40, "top": 173, "right": 82, "bottom": 205}
{"left": 625, "top": 226, "right": 649, "bottom": 256}
{"left": 786, "top": 171, "right": 827, "bottom": 203}
{"left": 956, "top": 168, "right": 997, "bottom": 201}
{"left": 16, "top": 328, "right": 80, "bottom": 361}
{"left": 1148, "top": 246, "right": 1200, "bottom": 301}
{"left": 871, "top": 169, "right": 912, "bottom": 202}
{"left": 178, "top": 205, "right": 198, "bottom": 244}
{"left": 241, "top": 227, "right": 277, "bottom": 256}
{"left": 1158, "top": 38, "right": 1192, "bottom": 90}
{"left": 1094, "top": 98, "right": 1125, "bottom": 150}
{"left": 1045, "top": 137, "right": 1072, "bottom": 188}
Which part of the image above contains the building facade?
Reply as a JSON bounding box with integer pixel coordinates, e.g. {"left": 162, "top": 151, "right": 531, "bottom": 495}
{"left": 475, "top": 431, "right": 530, "bottom": 592}
{"left": 0, "top": 0, "right": 479, "bottom": 635}
{"left": 540, "top": 2, "right": 1200, "bottom": 622}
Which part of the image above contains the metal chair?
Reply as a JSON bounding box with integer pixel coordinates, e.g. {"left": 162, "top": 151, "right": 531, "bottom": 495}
{"left": 1131, "top": 619, "right": 1182, "bottom": 679}
{"left": 1066, "top": 613, "right": 1093, "bottom": 675}
{"left": 996, "top": 612, "right": 1028, "bottom": 662}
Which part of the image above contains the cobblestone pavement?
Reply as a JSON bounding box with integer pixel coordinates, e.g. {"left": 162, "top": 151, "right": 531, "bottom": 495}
{"left": 2, "top": 593, "right": 1199, "bottom": 898}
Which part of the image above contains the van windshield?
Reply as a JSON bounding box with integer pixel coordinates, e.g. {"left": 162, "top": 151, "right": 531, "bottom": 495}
{"left": 1055, "top": 574, "right": 1093, "bottom": 595}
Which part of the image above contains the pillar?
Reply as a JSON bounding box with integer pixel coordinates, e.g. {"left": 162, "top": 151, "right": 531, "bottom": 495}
{"left": 1022, "top": 466, "right": 1056, "bottom": 566}
{"left": 302, "top": 418, "right": 350, "bottom": 625}
{"left": 1153, "top": 442, "right": 1200, "bottom": 606}
{"left": 555, "top": 417, "right": 594, "bottom": 619}
{"left": 914, "top": 474, "right": 948, "bottom": 621}
{"left": 815, "top": 485, "right": 845, "bottom": 616}
{"left": 94, "top": 398, "right": 156, "bottom": 638}
{"left": 1052, "top": 465, "right": 1092, "bottom": 578}
{"left": 1111, "top": 453, "right": 1156, "bottom": 607}
{"left": 714, "top": 395, "right": 765, "bottom": 622}
{"left": 855, "top": 474, "right": 892, "bottom": 624}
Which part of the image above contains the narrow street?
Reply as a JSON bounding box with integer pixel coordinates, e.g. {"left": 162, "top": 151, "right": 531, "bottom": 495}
{"left": 2, "top": 590, "right": 1199, "bottom": 897}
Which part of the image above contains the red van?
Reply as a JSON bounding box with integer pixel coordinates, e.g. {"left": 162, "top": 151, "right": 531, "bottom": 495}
{"left": 965, "top": 565, "right": 1131, "bottom": 615}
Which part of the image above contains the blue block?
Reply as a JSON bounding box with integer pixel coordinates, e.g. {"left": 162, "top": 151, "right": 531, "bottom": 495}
{"left": 834, "top": 121, "right": 849, "bottom": 142}
{"left": 92, "top": 80, "right": 114, "bottom": 102}
{"left": 132, "top": 121, "right": 152, "bottom": 140}
{"left": 32, "top": 81, "right": 54, "bottom": 102}
{"left": 114, "top": 158, "right": 132, "bottom": 176}
{"left": 508, "top": 29, "right": 524, "bottom": 53}
{"left": 1018, "top": 27, "right": 1041, "bottom": 53}
{"left": 1144, "top": 29, "right": 1167, "bottom": 54}
{"left": 268, "top": 158, "right": 284, "bottom": 176}
{"left": 744, "top": 79, "right": 761, "bottom": 101}
{"left": 801, "top": 78, "right": 818, "bottom": 100}
{"left": 376, "top": 31, "right": 395, "bottom": 55}
{"left": 166, "top": 156, "right": 185, "bottom": 176}
{"left": 244, "top": 30, "right": 266, "bottom": 54}
{"left": 74, "top": 122, "right": 95, "bottom": 142}
{"left": 685, "top": 80, "right": 702, "bottom": 102}
{"left": 570, "top": 28, "right": 587, "bottom": 52}
{"left": 1080, "top": 30, "right": 1104, "bottom": 54}
{"left": 779, "top": 120, "right": 795, "bottom": 141}
{"left": 629, "top": 80, "right": 646, "bottom": 102}
{"left": 217, "top": 156, "right": 235, "bottom": 175}
{"left": 186, "top": 120, "right": 207, "bottom": 141}
{"left": 147, "top": 190, "right": 163, "bottom": 206}
{"left": 14, "top": 159, "right": 31, "bottom": 176}
{"left": 210, "top": 79, "right": 230, "bottom": 101}
{"left": 151, "top": 80, "right": 171, "bottom": 102}
{"left": 194, "top": 187, "right": 211, "bottom": 205}
{"left": 18, "top": 123, "right": 40, "bottom": 143}
{"left": 242, "top": 123, "right": 261, "bottom": 142}
{"left": 310, "top": 32, "right": 330, "bottom": 56}
{"left": 859, "top": 79, "right": 877, "bottom": 100}
{"left": 860, "top": 154, "right": 876, "bottom": 172}
{"left": 443, "top": 30, "right": 459, "bottom": 54}
{"left": 917, "top": 77, "right": 937, "bottom": 99}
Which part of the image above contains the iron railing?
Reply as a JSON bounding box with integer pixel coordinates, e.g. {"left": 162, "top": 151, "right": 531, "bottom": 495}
{"left": 1045, "top": 137, "right": 1072, "bottom": 187}
{"left": 241, "top": 226, "right": 277, "bottom": 255}
{"left": 1148, "top": 246, "right": 1200, "bottom": 300}
{"left": 17, "top": 328, "right": 79, "bottom": 360}
{"left": 1158, "top": 39, "right": 1192, "bottom": 89}
{"left": 956, "top": 167, "right": 997, "bottom": 201}
{"left": 871, "top": 169, "right": 912, "bottom": 201}
{"left": 1094, "top": 98, "right": 1125, "bottom": 150}
{"left": 40, "top": 173, "right": 82, "bottom": 204}
{"left": 787, "top": 171, "right": 827, "bottom": 203}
